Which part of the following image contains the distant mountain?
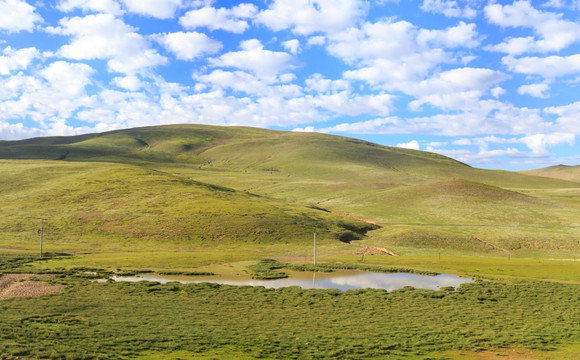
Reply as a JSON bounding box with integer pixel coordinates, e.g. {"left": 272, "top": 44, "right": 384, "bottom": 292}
{"left": 1, "top": 124, "right": 579, "bottom": 255}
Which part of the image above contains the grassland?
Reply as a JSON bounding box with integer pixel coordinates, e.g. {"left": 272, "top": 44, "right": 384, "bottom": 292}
{"left": 0, "top": 253, "right": 579, "bottom": 360}
{"left": 0, "top": 124, "right": 579, "bottom": 359}
{"left": 522, "top": 165, "right": 580, "bottom": 183}
{"left": 1, "top": 124, "right": 580, "bottom": 256}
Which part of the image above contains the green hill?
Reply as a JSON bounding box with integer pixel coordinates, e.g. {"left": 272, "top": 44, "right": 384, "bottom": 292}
{"left": 1, "top": 124, "right": 579, "bottom": 256}
{"left": 522, "top": 164, "right": 580, "bottom": 183}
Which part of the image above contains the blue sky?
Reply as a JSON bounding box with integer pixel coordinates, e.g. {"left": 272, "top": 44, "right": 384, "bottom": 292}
{"left": 1, "top": 0, "right": 580, "bottom": 170}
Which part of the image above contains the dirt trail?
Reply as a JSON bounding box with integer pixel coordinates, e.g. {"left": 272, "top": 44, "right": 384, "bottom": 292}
{"left": 349, "top": 241, "right": 398, "bottom": 256}
{"left": 474, "top": 236, "right": 511, "bottom": 254}
{"left": 0, "top": 274, "right": 63, "bottom": 300}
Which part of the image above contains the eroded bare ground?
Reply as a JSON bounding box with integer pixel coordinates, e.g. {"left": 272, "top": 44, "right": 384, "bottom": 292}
{"left": 0, "top": 274, "right": 64, "bottom": 300}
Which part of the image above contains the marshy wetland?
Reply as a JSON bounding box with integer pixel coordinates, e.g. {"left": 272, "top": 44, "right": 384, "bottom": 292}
{"left": 0, "top": 252, "right": 578, "bottom": 359}
{"left": 108, "top": 270, "right": 474, "bottom": 292}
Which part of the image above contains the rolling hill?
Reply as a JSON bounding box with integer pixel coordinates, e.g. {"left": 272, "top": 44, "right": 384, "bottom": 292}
{"left": 522, "top": 164, "right": 580, "bottom": 183}
{"left": 1, "top": 124, "right": 579, "bottom": 256}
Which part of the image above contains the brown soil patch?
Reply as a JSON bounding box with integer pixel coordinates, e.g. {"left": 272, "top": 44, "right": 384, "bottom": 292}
{"left": 0, "top": 274, "right": 64, "bottom": 300}
{"left": 350, "top": 242, "right": 398, "bottom": 256}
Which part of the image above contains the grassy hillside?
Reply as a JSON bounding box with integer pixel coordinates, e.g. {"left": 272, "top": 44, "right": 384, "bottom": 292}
{"left": 522, "top": 164, "right": 580, "bottom": 183}
{"left": 0, "top": 160, "right": 373, "bottom": 252}
{"left": 1, "top": 124, "right": 580, "bottom": 255}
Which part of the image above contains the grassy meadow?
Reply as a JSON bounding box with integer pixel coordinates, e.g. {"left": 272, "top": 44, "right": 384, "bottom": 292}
{"left": 0, "top": 124, "right": 579, "bottom": 359}
{"left": 0, "top": 253, "right": 579, "bottom": 360}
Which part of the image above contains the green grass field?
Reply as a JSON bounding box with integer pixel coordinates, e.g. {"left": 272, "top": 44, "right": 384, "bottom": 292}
{"left": 0, "top": 124, "right": 579, "bottom": 359}
{"left": 0, "top": 252, "right": 579, "bottom": 360}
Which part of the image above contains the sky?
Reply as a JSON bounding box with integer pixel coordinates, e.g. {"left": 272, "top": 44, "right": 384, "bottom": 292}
{"left": 1, "top": 0, "right": 580, "bottom": 170}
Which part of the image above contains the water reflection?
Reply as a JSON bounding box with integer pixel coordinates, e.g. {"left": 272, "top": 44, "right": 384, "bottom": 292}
{"left": 109, "top": 270, "right": 473, "bottom": 292}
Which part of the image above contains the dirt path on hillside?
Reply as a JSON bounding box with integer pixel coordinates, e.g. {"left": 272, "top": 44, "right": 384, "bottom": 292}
{"left": 350, "top": 241, "right": 398, "bottom": 256}
{"left": 0, "top": 274, "right": 64, "bottom": 300}
{"left": 474, "top": 236, "right": 511, "bottom": 254}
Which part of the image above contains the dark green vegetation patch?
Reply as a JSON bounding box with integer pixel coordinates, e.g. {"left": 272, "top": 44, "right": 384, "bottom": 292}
{"left": 0, "top": 269, "right": 578, "bottom": 359}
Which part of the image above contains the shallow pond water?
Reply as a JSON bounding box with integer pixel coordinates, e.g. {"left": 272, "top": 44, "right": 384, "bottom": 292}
{"left": 108, "top": 270, "right": 473, "bottom": 292}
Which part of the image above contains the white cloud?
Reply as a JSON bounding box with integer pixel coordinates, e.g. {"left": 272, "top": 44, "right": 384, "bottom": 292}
{"left": 39, "top": 61, "right": 94, "bottom": 96}
{"left": 282, "top": 39, "right": 301, "bottom": 55}
{"left": 256, "top": 0, "right": 368, "bottom": 35}
{"left": 417, "top": 22, "right": 481, "bottom": 49}
{"left": 520, "top": 133, "right": 575, "bottom": 154}
{"left": 0, "top": 121, "right": 39, "bottom": 140}
{"left": 307, "top": 36, "right": 326, "bottom": 46}
{"left": 503, "top": 54, "right": 580, "bottom": 79}
{"left": 485, "top": 1, "right": 580, "bottom": 54}
{"left": 196, "top": 69, "right": 284, "bottom": 97}
{"left": 491, "top": 87, "right": 506, "bottom": 98}
{"left": 329, "top": 19, "right": 482, "bottom": 94}
{"left": 112, "top": 76, "right": 144, "bottom": 91}
{"left": 407, "top": 67, "right": 508, "bottom": 110}
{"left": 120, "top": 0, "right": 184, "bottom": 19}
{"left": 209, "top": 39, "right": 295, "bottom": 82}
{"left": 0, "top": 0, "right": 42, "bottom": 33}
{"left": 0, "top": 46, "right": 39, "bottom": 75}
{"left": 292, "top": 126, "right": 316, "bottom": 132}
{"left": 180, "top": 4, "right": 258, "bottom": 34}
{"left": 312, "top": 92, "right": 395, "bottom": 117}
{"left": 48, "top": 14, "right": 167, "bottom": 74}
{"left": 0, "top": 61, "right": 95, "bottom": 124}
{"left": 421, "top": 0, "right": 477, "bottom": 19}
{"left": 57, "top": 0, "right": 124, "bottom": 15}
{"left": 305, "top": 74, "right": 350, "bottom": 93}
{"left": 312, "top": 99, "right": 550, "bottom": 137}
{"left": 154, "top": 32, "right": 222, "bottom": 61}
{"left": 545, "top": 101, "right": 580, "bottom": 133}
{"left": 396, "top": 140, "right": 420, "bottom": 150}
{"left": 518, "top": 83, "right": 550, "bottom": 98}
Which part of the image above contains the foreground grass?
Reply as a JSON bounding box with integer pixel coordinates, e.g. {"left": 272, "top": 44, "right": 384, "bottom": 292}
{"left": 1, "top": 253, "right": 579, "bottom": 359}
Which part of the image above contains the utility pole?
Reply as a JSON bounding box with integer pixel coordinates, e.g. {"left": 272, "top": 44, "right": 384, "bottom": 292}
{"left": 313, "top": 233, "right": 316, "bottom": 266}
{"left": 39, "top": 222, "right": 44, "bottom": 258}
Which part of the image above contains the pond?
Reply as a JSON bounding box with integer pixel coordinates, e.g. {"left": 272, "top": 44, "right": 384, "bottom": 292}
{"left": 107, "top": 270, "right": 474, "bottom": 292}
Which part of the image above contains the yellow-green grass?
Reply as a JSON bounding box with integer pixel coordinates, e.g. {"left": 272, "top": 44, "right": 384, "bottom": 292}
{"left": 2, "top": 124, "right": 580, "bottom": 256}
{"left": 0, "top": 160, "right": 373, "bottom": 252}
{"left": 522, "top": 164, "right": 580, "bottom": 183}
{"left": 1, "top": 256, "right": 578, "bottom": 360}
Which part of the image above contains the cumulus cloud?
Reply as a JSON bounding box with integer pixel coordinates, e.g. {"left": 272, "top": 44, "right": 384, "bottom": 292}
{"left": 0, "top": 0, "right": 42, "bottom": 33}
{"left": 520, "top": 133, "right": 575, "bottom": 154}
{"left": 120, "top": 0, "right": 185, "bottom": 19}
{"left": 0, "top": 46, "right": 39, "bottom": 75}
{"left": 310, "top": 99, "right": 550, "bottom": 137}
{"left": 502, "top": 54, "right": 580, "bottom": 79}
{"left": 256, "top": 0, "right": 368, "bottom": 35}
{"left": 485, "top": 1, "right": 580, "bottom": 54}
{"left": 180, "top": 3, "right": 258, "bottom": 33}
{"left": 545, "top": 101, "right": 580, "bottom": 133}
{"left": 154, "top": 32, "right": 222, "bottom": 61}
{"left": 396, "top": 140, "right": 420, "bottom": 150}
{"left": 0, "top": 61, "right": 95, "bottom": 124}
{"left": 518, "top": 83, "right": 550, "bottom": 98}
{"left": 209, "top": 39, "right": 295, "bottom": 82}
{"left": 282, "top": 39, "right": 301, "bottom": 55}
{"left": 420, "top": 0, "right": 477, "bottom": 19}
{"left": 407, "top": 67, "right": 508, "bottom": 110}
{"left": 57, "top": 0, "right": 124, "bottom": 15}
{"left": 112, "top": 76, "right": 144, "bottom": 91}
{"left": 329, "top": 19, "right": 483, "bottom": 96}
{"left": 48, "top": 14, "right": 167, "bottom": 74}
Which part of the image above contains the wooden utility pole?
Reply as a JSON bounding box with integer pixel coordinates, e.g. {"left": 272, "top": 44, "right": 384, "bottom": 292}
{"left": 313, "top": 233, "right": 316, "bottom": 266}
{"left": 39, "top": 222, "right": 44, "bottom": 258}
